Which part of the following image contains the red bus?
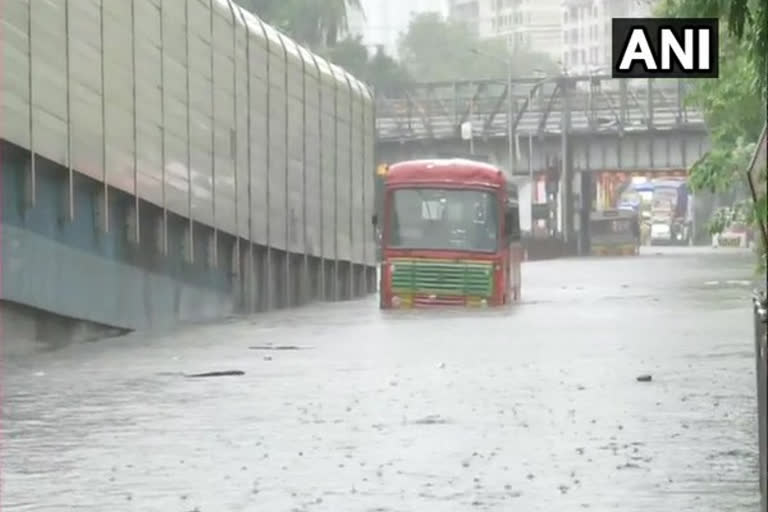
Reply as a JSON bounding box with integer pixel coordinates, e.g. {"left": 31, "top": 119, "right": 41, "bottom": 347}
{"left": 373, "top": 159, "right": 523, "bottom": 309}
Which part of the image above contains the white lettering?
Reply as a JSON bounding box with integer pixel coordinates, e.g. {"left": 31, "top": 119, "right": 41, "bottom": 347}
{"left": 619, "top": 29, "right": 656, "bottom": 71}
{"left": 661, "top": 28, "right": 694, "bottom": 69}
{"left": 698, "top": 28, "right": 710, "bottom": 70}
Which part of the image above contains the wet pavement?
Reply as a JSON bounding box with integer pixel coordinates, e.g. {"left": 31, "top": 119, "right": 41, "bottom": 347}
{"left": 3, "top": 247, "right": 762, "bottom": 511}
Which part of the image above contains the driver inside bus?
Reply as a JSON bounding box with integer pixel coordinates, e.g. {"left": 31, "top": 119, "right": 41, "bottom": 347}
{"left": 471, "top": 199, "right": 497, "bottom": 252}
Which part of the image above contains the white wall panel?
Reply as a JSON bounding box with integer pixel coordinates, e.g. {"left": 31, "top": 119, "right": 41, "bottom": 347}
{"left": 2, "top": 0, "right": 375, "bottom": 267}
{"left": 232, "top": 14, "right": 249, "bottom": 241}
{"left": 1, "top": 3, "right": 31, "bottom": 149}
{"left": 245, "top": 16, "right": 269, "bottom": 246}
{"left": 350, "top": 82, "right": 365, "bottom": 265}
{"left": 362, "top": 87, "right": 376, "bottom": 265}
{"left": 211, "top": 5, "right": 236, "bottom": 236}
{"left": 302, "top": 50, "right": 322, "bottom": 257}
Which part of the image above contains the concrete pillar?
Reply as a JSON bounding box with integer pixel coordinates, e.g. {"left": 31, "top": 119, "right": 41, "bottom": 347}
{"left": 349, "top": 261, "right": 355, "bottom": 299}
{"left": 367, "top": 266, "right": 378, "bottom": 294}
{"left": 355, "top": 264, "right": 365, "bottom": 297}
{"left": 284, "top": 251, "right": 291, "bottom": 309}
{"left": 338, "top": 263, "right": 349, "bottom": 300}
{"left": 264, "top": 248, "right": 273, "bottom": 311}
{"left": 333, "top": 260, "right": 340, "bottom": 301}
{"left": 302, "top": 255, "right": 311, "bottom": 305}
{"left": 273, "top": 251, "right": 284, "bottom": 309}
{"left": 324, "top": 260, "right": 334, "bottom": 301}
{"left": 253, "top": 247, "right": 265, "bottom": 313}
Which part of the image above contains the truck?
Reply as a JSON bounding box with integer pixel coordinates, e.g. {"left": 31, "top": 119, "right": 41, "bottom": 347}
{"left": 649, "top": 179, "right": 693, "bottom": 245}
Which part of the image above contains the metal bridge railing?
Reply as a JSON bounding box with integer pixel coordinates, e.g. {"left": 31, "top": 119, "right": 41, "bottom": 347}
{"left": 375, "top": 76, "right": 707, "bottom": 142}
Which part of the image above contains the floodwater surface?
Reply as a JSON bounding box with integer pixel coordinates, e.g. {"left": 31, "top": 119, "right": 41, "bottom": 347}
{"left": 3, "top": 247, "right": 761, "bottom": 511}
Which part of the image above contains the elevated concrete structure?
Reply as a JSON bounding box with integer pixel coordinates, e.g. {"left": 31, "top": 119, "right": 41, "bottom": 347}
{"left": 0, "top": 0, "right": 377, "bottom": 346}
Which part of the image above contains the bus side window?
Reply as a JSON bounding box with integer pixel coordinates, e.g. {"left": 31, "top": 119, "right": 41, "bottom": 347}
{"left": 505, "top": 203, "right": 521, "bottom": 242}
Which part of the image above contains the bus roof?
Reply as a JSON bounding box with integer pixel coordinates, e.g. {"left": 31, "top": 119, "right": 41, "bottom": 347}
{"left": 385, "top": 159, "right": 509, "bottom": 189}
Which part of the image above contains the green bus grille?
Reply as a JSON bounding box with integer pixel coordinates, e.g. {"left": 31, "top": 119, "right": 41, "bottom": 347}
{"left": 390, "top": 260, "right": 494, "bottom": 296}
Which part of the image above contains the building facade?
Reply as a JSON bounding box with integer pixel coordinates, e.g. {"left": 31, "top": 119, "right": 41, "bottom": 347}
{"left": 561, "top": 0, "right": 652, "bottom": 75}
{"left": 447, "top": 0, "right": 655, "bottom": 72}
{"left": 448, "top": 0, "right": 483, "bottom": 35}
{"left": 449, "top": 0, "right": 563, "bottom": 62}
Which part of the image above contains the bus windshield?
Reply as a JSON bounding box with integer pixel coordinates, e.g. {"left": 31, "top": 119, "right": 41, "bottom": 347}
{"left": 387, "top": 188, "right": 499, "bottom": 252}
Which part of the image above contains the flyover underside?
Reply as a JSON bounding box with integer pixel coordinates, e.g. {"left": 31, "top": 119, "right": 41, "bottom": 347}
{"left": 0, "top": 141, "right": 377, "bottom": 335}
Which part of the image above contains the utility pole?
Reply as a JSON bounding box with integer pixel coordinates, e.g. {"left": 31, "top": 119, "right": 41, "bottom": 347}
{"left": 469, "top": 94, "right": 475, "bottom": 155}
{"left": 560, "top": 74, "right": 573, "bottom": 251}
{"left": 469, "top": 49, "right": 513, "bottom": 169}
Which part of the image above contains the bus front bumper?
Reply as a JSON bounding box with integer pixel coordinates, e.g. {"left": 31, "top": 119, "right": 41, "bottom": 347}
{"left": 385, "top": 294, "right": 499, "bottom": 309}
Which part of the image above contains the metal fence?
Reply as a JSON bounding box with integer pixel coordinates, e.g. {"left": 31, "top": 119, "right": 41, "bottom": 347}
{"left": 375, "top": 77, "right": 707, "bottom": 142}
{"left": 754, "top": 290, "right": 768, "bottom": 512}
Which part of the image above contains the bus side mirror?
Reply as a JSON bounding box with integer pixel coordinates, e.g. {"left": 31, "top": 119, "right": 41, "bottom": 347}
{"left": 504, "top": 210, "right": 514, "bottom": 236}
{"left": 371, "top": 213, "right": 378, "bottom": 227}
{"left": 505, "top": 207, "right": 520, "bottom": 241}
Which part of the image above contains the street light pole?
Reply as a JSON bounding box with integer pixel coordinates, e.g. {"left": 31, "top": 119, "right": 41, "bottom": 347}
{"left": 506, "top": 57, "right": 514, "bottom": 175}
{"left": 470, "top": 48, "right": 513, "bottom": 170}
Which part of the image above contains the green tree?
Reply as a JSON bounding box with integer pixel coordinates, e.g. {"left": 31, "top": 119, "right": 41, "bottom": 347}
{"left": 324, "top": 38, "right": 413, "bottom": 97}
{"left": 398, "top": 13, "right": 558, "bottom": 82}
{"left": 239, "top": 0, "right": 362, "bottom": 49}
{"left": 366, "top": 47, "right": 413, "bottom": 97}
{"left": 683, "top": 36, "right": 765, "bottom": 192}
{"left": 658, "top": 0, "right": 767, "bottom": 266}
{"left": 237, "top": 2, "right": 412, "bottom": 96}
{"left": 317, "top": 0, "right": 363, "bottom": 48}
{"left": 656, "top": 0, "right": 766, "bottom": 95}
{"left": 324, "top": 36, "right": 370, "bottom": 77}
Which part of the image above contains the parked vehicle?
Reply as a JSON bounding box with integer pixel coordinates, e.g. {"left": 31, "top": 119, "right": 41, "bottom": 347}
{"left": 589, "top": 209, "right": 641, "bottom": 256}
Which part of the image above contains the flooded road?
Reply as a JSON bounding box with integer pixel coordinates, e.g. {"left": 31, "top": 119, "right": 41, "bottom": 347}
{"left": 3, "top": 247, "right": 761, "bottom": 511}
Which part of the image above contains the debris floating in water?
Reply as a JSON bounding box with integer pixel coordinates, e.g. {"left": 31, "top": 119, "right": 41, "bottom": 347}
{"left": 185, "top": 370, "right": 245, "bottom": 378}
{"left": 636, "top": 374, "right": 652, "bottom": 382}
{"left": 411, "top": 414, "right": 449, "bottom": 425}
{"left": 249, "top": 345, "right": 312, "bottom": 351}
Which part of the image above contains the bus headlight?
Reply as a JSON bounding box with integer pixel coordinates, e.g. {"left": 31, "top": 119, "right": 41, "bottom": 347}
{"left": 392, "top": 296, "right": 402, "bottom": 307}
{"left": 481, "top": 299, "right": 487, "bottom": 307}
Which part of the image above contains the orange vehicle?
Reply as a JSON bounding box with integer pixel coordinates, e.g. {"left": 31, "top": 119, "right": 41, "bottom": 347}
{"left": 373, "top": 159, "right": 523, "bottom": 309}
